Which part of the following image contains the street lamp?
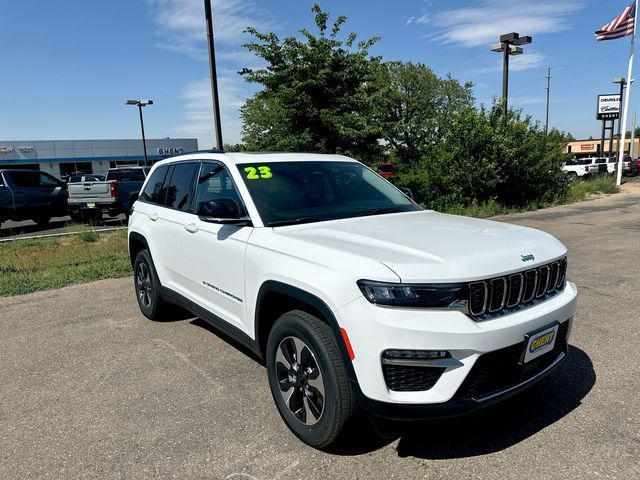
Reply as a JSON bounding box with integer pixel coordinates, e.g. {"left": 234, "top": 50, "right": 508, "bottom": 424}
{"left": 491, "top": 32, "right": 533, "bottom": 116}
{"left": 125, "top": 99, "right": 153, "bottom": 166}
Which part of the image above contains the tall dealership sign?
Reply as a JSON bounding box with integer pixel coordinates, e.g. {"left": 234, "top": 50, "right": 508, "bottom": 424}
{"left": 597, "top": 94, "right": 621, "bottom": 159}
{"left": 597, "top": 94, "right": 621, "bottom": 120}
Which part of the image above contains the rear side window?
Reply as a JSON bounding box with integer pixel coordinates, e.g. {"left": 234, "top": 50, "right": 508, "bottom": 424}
{"left": 139, "top": 165, "right": 170, "bottom": 205}
{"left": 68, "top": 176, "right": 81, "bottom": 183}
{"left": 164, "top": 162, "right": 199, "bottom": 211}
{"left": 107, "top": 169, "right": 146, "bottom": 181}
{"left": 7, "top": 171, "right": 61, "bottom": 187}
{"left": 7, "top": 171, "right": 44, "bottom": 187}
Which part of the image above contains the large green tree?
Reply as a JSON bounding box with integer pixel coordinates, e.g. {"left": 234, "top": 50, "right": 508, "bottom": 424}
{"left": 239, "top": 4, "right": 383, "bottom": 160}
{"left": 374, "top": 62, "right": 474, "bottom": 168}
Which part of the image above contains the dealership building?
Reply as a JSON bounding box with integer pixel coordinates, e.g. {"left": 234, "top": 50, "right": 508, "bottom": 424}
{"left": 0, "top": 138, "right": 198, "bottom": 178}
{"left": 563, "top": 138, "right": 639, "bottom": 158}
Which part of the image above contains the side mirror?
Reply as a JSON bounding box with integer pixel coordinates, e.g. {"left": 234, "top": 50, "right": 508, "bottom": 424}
{"left": 399, "top": 187, "right": 414, "bottom": 200}
{"left": 197, "top": 198, "right": 251, "bottom": 226}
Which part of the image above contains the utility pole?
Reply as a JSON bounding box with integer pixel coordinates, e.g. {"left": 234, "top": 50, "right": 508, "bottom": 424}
{"left": 545, "top": 67, "right": 552, "bottom": 134}
{"left": 204, "top": 0, "right": 224, "bottom": 151}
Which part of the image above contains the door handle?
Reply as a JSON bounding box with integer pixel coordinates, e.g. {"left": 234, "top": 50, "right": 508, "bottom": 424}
{"left": 149, "top": 213, "right": 158, "bottom": 221}
{"left": 184, "top": 222, "right": 199, "bottom": 234}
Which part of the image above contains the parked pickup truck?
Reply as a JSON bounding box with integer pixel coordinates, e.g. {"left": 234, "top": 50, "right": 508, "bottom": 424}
{"left": 562, "top": 158, "right": 600, "bottom": 178}
{"left": 0, "top": 169, "right": 68, "bottom": 229}
{"left": 67, "top": 166, "right": 149, "bottom": 221}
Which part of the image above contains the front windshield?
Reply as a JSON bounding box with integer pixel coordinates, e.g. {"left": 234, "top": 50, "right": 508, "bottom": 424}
{"left": 237, "top": 161, "right": 420, "bottom": 227}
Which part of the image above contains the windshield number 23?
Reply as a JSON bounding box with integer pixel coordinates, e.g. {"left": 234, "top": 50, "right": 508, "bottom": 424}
{"left": 244, "top": 166, "right": 272, "bottom": 179}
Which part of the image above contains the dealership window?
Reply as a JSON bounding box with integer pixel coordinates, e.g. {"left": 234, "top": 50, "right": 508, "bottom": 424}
{"left": 567, "top": 146, "right": 572, "bottom": 153}
{"left": 59, "top": 162, "right": 93, "bottom": 177}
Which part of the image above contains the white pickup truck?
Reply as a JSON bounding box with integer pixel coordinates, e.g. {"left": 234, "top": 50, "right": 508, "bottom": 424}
{"left": 67, "top": 166, "right": 148, "bottom": 221}
{"left": 562, "top": 158, "right": 600, "bottom": 178}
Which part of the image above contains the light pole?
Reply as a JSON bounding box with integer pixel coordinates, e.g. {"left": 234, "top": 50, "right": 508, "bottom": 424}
{"left": 126, "top": 99, "right": 153, "bottom": 166}
{"left": 204, "top": 0, "right": 224, "bottom": 151}
{"left": 613, "top": 77, "right": 632, "bottom": 158}
{"left": 491, "top": 32, "right": 533, "bottom": 117}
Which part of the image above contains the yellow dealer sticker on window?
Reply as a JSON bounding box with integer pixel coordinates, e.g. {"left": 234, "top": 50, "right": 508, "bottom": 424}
{"left": 244, "top": 166, "right": 272, "bottom": 179}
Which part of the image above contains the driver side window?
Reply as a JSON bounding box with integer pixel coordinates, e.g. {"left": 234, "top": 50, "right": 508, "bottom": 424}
{"left": 195, "top": 162, "right": 244, "bottom": 210}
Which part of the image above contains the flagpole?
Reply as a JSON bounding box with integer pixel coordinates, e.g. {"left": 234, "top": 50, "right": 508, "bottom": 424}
{"left": 617, "top": 0, "right": 639, "bottom": 186}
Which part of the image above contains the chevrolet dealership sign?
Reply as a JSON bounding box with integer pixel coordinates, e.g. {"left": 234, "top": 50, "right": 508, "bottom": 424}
{"left": 597, "top": 94, "right": 621, "bottom": 120}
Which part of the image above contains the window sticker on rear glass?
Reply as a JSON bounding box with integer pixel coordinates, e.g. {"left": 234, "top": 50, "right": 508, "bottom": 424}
{"left": 244, "top": 166, "right": 273, "bottom": 179}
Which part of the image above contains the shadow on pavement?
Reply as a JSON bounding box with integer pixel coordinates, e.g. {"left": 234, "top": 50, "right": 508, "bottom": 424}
{"left": 393, "top": 345, "right": 594, "bottom": 459}
{"left": 189, "top": 317, "right": 264, "bottom": 364}
{"left": 183, "top": 316, "right": 594, "bottom": 460}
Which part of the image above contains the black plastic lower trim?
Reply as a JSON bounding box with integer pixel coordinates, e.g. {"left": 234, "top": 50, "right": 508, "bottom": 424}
{"left": 356, "top": 348, "right": 567, "bottom": 421}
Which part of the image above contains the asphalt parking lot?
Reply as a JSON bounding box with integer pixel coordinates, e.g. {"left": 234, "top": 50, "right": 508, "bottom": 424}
{"left": 1, "top": 186, "right": 639, "bottom": 479}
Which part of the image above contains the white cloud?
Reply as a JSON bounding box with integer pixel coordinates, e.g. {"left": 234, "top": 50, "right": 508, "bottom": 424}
{"left": 146, "top": 0, "right": 275, "bottom": 58}
{"left": 174, "top": 73, "right": 250, "bottom": 146}
{"left": 428, "top": 0, "right": 585, "bottom": 47}
{"left": 145, "top": 0, "right": 276, "bottom": 145}
{"left": 476, "top": 51, "right": 545, "bottom": 74}
{"left": 406, "top": 14, "right": 430, "bottom": 26}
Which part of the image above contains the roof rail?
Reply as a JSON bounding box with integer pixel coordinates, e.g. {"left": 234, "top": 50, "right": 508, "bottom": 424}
{"left": 186, "top": 149, "right": 225, "bottom": 154}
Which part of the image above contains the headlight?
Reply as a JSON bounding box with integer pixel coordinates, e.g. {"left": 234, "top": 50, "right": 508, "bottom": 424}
{"left": 357, "top": 280, "right": 468, "bottom": 310}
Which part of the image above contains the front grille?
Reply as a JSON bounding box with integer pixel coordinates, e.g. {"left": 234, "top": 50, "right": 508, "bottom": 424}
{"left": 382, "top": 364, "right": 445, "bottom": 392}
{"left": 454, "top": 321, "right": 569, "bottom": 401}
{"left": 468, "top": 258, "right": 567, "bottom": 320}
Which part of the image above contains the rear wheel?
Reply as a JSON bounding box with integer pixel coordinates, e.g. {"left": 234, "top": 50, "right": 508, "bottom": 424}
{"left": 266, "top": 310, "right": 356, "bottom": 449}
{"left": 133, "top": 249, "right": 169, "bottom": 320}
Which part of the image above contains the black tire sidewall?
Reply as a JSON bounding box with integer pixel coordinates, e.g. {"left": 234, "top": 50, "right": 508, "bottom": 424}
{"left": 266, "top": 311, "right": 353, "bottom": 448}
{"left": 133, "top": 249, "right": 162, "bottom": 319}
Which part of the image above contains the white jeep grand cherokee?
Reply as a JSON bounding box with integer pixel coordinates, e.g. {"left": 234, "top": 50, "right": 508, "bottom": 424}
{"left": 128, "top": 152, "right": 577, "bottom": 448}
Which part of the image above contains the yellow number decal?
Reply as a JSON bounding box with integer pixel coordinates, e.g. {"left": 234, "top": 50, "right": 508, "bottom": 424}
{"left": 258, "top": 166, "right": 272, "bottom": 179}
{"left": 244, "top": 167, "right": 259, "bottom": 179}
{"left": 245, "top": 166, "right": 272, "bottom": 179}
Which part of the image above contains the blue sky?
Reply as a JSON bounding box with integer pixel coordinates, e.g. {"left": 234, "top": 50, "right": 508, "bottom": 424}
{"left": 1, "top": 0, "right": 638, "bottom": 147}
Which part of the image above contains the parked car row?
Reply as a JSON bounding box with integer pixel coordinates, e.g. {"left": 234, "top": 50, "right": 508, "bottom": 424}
{"left": 563, "top": 156, "right": 639, "bottom": 178}
{"left": 0, "top": 166, "right": 149, "bottom": 229}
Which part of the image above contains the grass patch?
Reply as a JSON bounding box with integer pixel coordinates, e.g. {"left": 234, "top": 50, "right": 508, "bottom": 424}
{"left": 565, "top": 175, "right": 620, "bottom": 203}
{"left": 435, "top": 175, "right": 621, "bottom": 218}
{"left": 0, "top": 229, "right": 130, "bottom": 296}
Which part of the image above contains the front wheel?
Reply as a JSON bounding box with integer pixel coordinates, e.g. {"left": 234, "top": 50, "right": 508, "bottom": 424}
{"left": 266, "top": 310, "right": 356, "bottom": 449}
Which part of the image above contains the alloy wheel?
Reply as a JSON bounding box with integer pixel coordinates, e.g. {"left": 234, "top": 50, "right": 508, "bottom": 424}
{"left": 275, "top": 336, "right": 325, "bottom": 425}
{"left": 136, "top": 262, "right": 153, "bottom": 308}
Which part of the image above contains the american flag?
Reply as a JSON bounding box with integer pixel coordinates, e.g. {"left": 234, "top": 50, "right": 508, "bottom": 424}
{"left": 596, "top": 3, "right": 636, "bottom": 41}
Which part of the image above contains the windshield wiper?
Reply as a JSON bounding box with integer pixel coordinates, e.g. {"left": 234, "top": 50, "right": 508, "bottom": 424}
{"left": 269, "top": 217, "right": 327, "bottom": 227}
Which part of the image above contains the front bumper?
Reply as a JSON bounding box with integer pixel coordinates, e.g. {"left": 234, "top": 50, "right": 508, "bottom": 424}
{"left": 337, "top": 281, "right": 577, "bottom": 409}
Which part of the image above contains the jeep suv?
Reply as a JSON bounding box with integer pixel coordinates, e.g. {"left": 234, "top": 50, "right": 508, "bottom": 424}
{"left": 128, "top": 152, "right": 577, "bottom": 448}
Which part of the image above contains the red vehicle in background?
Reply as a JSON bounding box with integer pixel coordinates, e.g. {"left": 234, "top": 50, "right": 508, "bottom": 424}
{"left": 379, "top": 163, "right": 396, "bottom": 179}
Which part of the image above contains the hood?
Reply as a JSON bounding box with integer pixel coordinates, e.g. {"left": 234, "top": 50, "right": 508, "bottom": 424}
{"left": 273, "top": 211, "right": 566, "bottom": 283}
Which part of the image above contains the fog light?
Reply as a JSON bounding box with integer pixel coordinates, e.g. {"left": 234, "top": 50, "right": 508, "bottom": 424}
{"left": 382, "top": 350, "right": 450, "bottom": 360}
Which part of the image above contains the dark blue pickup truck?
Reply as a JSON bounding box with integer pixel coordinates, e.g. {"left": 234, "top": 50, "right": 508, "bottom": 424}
{"left": 0, "top": 169, "right": 68, "bottom": 229}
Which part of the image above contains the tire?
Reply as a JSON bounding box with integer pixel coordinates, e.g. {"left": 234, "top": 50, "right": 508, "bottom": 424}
{"left": 133, "top": 249, "right": 169, "bottom": 321}
{"left": 266, "top": 310, "right": 357, "bottom": 449}
{"left": 69, "top": 211, "right": 83, "bottom": 223}
{"left": 32, "top": 215, "right": 51, "bottom": 227}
